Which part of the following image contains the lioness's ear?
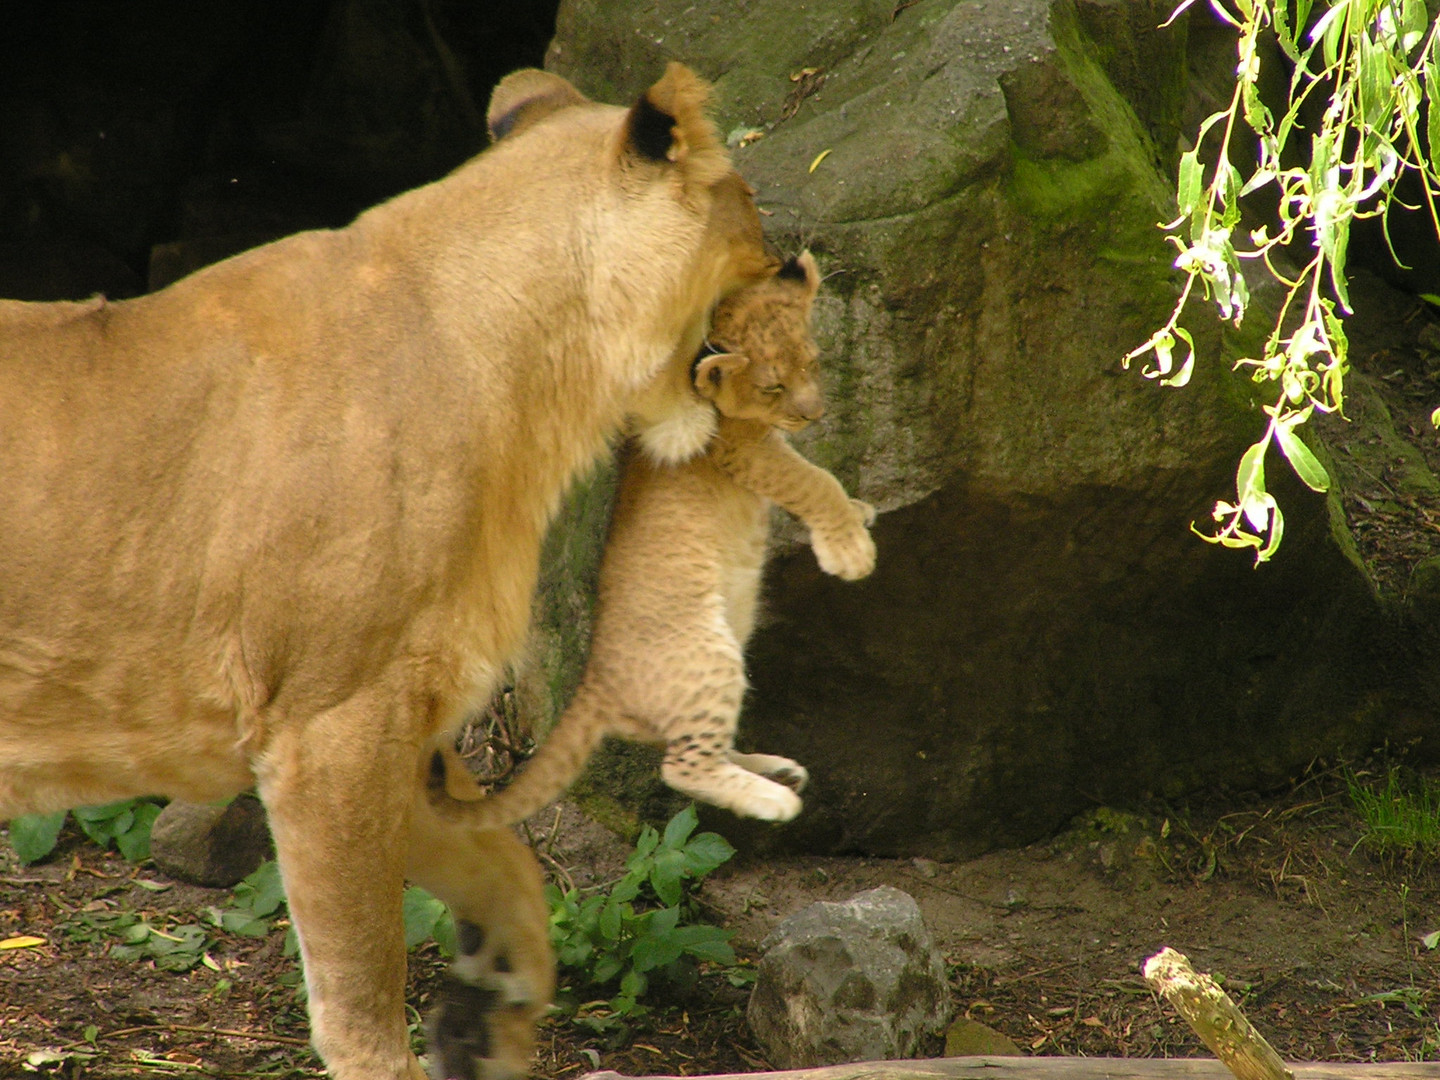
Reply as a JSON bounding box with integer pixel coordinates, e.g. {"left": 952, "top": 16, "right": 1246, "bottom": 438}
{"left": 623, "top": 63, "right": 729, "bottom": 184}
{"left": 776, "top": 250, "right": 822, "bottom": 300}
{"left": 487, "top": 69, "right": 589, "bottom": 142}
{"left": 693, "top": 351, "right": 748, "bottom": 400}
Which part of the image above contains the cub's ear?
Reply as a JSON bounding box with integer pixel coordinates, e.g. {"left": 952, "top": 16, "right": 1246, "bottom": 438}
{"left": 693, "top": 350, "right": 749, "bottom": 400}
{"left": 623, "top": 63, "right": 729, "bottom": 185}
{"left": 776, "top": 250, "right": 822, "bottom": 299}
{"left": 487, "top": 69, "right": 589, "bottom": 142}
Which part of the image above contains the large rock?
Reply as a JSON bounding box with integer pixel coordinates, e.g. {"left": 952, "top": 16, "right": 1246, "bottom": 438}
{"left": 747, "top": 886, "right": 953, "bottom": 1067}
{"left": 535, "top": 0, "right": 1427, "bottom": 856}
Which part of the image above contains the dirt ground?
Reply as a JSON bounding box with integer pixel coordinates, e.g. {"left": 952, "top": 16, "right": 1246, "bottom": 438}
{"left": 4, "top": 759, "right": 1440, "bottom": 1078}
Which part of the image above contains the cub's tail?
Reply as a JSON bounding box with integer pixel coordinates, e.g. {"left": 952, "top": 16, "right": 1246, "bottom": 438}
{"left": 425, "top": 682, "right": 615, "bottom": 829}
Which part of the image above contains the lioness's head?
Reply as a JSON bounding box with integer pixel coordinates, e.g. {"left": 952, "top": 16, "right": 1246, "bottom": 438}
{"left": 484, "top": 63, "right": 778, "bottom": 361}
{"left": 481, "top": 64, "right": 780, "bottom": 465}
{"left": 694, "top": 251, "right": 824, "bottom": 432}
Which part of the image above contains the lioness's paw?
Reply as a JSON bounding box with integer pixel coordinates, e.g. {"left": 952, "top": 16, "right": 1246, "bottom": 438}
{"left": 852, "top": 498, "right": 877, "bottom": 527}
{"left": 812, "top": 519, "right": 876, "bottom": 581}
{"left": 427, "top": 977, "right": 502, "bottom": 1080}
{"left": 425, "top": 920, "right": 544, "bottom": 1080}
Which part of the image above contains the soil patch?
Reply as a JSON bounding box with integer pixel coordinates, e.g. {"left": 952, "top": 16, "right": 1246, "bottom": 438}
{"left": 4, "top": 762, "right": 1439, "bottom": 1078}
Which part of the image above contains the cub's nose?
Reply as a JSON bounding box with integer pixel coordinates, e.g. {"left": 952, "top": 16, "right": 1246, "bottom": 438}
{"left": 798, "top": 399, "right": 825, "bottom": 422}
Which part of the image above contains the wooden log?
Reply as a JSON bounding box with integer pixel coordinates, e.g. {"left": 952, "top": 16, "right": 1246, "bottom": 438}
{"left": 1143, "top": 947, "right": 1292, "bottom": 1080}
{"left": 581, "top": 1058, "right": 1439, "bottom": 1080}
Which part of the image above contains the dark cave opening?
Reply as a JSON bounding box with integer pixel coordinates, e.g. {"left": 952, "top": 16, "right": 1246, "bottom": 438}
{"left": 0, "top": 0, "right": 561, "bottom": 300}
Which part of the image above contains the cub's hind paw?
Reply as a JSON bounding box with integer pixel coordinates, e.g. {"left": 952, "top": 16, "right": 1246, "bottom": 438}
{"left": 733, "top": 783, "right": 803, "bottom": 822}
{"left": 729, "top": 751, "right": 808, "bottom": 793}
{"left": 664, "top": 764, "right": 804, "bottom": 823}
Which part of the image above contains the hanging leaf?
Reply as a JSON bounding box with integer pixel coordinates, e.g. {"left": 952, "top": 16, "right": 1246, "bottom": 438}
{"left": 1176, "top": 149, "right": 1203, "bottom": 218}
{"left": 1159, "top": 328, "right": 1196, "bottom": 388}
{"left": 1274, "top": 415, "right": 1331, "bottom": 492}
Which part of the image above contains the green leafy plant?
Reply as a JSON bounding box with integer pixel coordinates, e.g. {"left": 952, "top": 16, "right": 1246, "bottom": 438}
{"left": 1346, "top": 766, "right": 1440, "bottom": 859}
{"left": 7, "top": 798, "right": 163, "bottom": 865}
{"left": 547, "top": 804, "right": 737, "bottom": 1020}
{"left": 1128, "top": 0, "right": 1440, "bottom": 562}
{"left": 59, "top": 908, "right": 215, "bottom": 972}
{"left": 219, "top": 858, "right": 455, "bottom": 965}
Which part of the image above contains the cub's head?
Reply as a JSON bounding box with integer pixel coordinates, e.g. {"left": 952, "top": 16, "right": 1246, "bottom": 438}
{"left": 694, "top": 251, "right": 824, "bottom": 432}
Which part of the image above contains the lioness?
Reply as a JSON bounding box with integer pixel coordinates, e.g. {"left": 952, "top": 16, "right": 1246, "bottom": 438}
{"left": 0, "top": 64, "right": 777, "bottom": 1080}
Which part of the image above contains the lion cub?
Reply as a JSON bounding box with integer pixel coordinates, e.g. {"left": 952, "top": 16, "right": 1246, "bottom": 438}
{"left": 433, "top": 253, "right": 874, "bottom": 823}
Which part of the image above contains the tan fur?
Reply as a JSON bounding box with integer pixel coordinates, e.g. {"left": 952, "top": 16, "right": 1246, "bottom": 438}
{"left": 430, "top": 253, "right": 874, "bottom": 827}
{"left": 0, "top": 64, "right": 778, "bottom": 1080}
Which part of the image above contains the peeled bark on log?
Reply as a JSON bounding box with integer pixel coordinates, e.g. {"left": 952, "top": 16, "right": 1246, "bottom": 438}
{"left": 581, "top": 1059, "right": 1439, "bottom": 1080}
{"left": 1143, "top": 947, "right": 1293, "bottom": 1080}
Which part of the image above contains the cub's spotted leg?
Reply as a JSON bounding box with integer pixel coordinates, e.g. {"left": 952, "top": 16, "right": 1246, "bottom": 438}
{"left": 408, "top": 754, "right": 555, "bottom": 1080}
{"left": 727, "top": 751, "right": 808, "bottom": 793}
{"left": 662, "top": 730, "right": 803, "bottom": 822}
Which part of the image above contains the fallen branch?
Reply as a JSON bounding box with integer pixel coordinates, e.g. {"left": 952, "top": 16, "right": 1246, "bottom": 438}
{"left": 579, "top": 1060, "right": 1440, "bottom": 1080}
{"left": 1143, "top": 947, "right": 1291, "bottom": 1080}
{"left": 61, "top": 1022, "right": 311, "bottom": 1050}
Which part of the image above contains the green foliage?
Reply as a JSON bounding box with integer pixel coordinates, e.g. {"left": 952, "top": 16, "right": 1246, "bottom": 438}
{"left": 547, "top": 804, "right": 737, "bottom": 1020}
{"left": 1346, "top": 766, "right": 1440, "bottom": 859}
{"left": 222, "top": 859, "right": 455, "bottom": 963}
{"left": 8, "top": 810, "right": 67, "bottom": 865}
{"left": 58, "top": 908, "right": 215, "bottom": 973}
{"left": 402, "top": 883, "right": 457, "bottom": 956}
{"left": 220, "top": 859, "right": 290, "bottom": 938}
{"left": 1128, "top": 0, "right": 1440, "bottom": 563}
{"left": 7, "top": 798, "right": 163, "bottom": 865}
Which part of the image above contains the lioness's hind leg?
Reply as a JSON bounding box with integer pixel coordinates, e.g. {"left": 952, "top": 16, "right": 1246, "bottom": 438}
{"left": 407, "top": 787, "right": 554, "bottom": 1080}
{"left": 727, "top": 751, "right": 809, "bottom": 793}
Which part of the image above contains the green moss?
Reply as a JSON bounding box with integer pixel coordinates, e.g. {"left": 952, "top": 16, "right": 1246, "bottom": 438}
{"left": 520, "top": 461, "right": 618, "bottom": 734}
{"left": 1006, "top": 152, "right": 1138, "bottom": 225}
{"left": 568, "top": 742, "right": 686, "bottom": 839}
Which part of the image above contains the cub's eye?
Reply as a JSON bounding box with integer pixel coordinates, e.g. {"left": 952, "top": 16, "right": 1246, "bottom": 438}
{"left": 763, "top": 385, "right": 784, "bottom": 395}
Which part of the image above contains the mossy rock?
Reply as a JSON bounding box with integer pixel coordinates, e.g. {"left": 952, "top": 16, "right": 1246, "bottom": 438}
{"left": 533, "top": 0, "right": 1425, "bottom": 855}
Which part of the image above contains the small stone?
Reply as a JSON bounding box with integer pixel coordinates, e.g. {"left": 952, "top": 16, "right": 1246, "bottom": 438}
{"left": 747, "top": 886, "right": 953, "bottom": 1068}
{"left": 149, "top": 794, "right": 271, "bottom": 888}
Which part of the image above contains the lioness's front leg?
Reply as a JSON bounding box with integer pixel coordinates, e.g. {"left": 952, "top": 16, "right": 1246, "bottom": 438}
{"left": 257, "top": 701, "right": 424, "bottom": 1080}
{"left": 407, "top": 783, "right": 554, "bottom": 1080}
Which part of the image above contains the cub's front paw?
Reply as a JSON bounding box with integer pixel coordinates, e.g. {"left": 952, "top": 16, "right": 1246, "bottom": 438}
{"left": 812, "top": 513, "right": 876, "bottom": 581}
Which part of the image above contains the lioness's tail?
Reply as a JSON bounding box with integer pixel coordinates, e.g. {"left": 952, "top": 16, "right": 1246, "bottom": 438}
{"left": 426, "top": 683, "right": 616, "bottom": 829}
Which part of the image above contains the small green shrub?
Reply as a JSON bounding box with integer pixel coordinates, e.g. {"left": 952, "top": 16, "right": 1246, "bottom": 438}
{"left": 58, "top": 908, "right": 214, "bottom": 973}
{"left": 7, "top": 798, "right": 163, "bottom": 865}
{"left": 1346, "top": 767, "right": 1440, "bottom": 861}
{"left": 222, "top": 858, "right": 453, "bottom": 959}
{"left": 547, "top": 804, "right": 737, "bottom": 1020}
